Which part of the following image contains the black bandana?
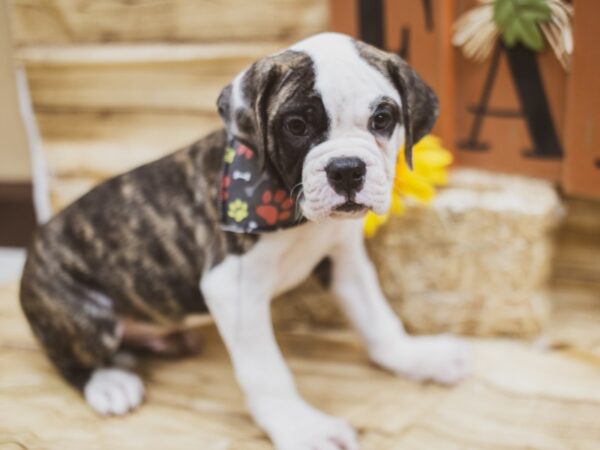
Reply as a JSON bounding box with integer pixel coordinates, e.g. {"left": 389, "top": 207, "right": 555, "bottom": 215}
{"left": 219, "top": 137, "right": 304, "bottom": 233}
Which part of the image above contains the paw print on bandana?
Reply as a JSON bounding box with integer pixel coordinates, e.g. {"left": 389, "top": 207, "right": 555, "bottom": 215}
{"left": 228, "top": 199, "right": 249, "bottom": 222}
{"left": 221, "top": 175, "right": 231, "bottom": 200}
{"left": 255, "top": 190, "right": 294, "bottom": 226}
{"left": 237, "top": 143, "right": 255, "bottom": 159}
{"left": 224, "top": 146, "right": 236, "bottom": 164}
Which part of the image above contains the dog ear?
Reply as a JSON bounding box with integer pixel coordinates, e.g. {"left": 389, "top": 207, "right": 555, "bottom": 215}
{"left": 216, "top": 83, "right": 233, "bottom": 127}
{"left": 216, "top": 58, "right": 281, "bottom": 171}
{"left": 386, "top": 55, "right": 439, "bottom": 169}
{"left": 354, "top": 40, "right": 439, "bottom": 169}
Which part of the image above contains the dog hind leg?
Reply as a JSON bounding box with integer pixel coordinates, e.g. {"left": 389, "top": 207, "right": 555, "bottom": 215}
{"left": 20, "top": 269, "right": 145, "bottom": 415}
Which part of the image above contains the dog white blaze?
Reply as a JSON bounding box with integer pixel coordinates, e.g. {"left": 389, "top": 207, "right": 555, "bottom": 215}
{"left": 203, "top": 33, "right": 469, "bottom": 450}
{"left": 293, "top": 33, "right": 404, "bottom": 221}
{"left": 228, "top": 71, "right": 249, "bottom": 138}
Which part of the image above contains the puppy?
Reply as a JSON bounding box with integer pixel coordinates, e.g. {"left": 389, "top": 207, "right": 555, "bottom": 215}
{"left": 20, "top": 33, "right": 470, "bottom": 450}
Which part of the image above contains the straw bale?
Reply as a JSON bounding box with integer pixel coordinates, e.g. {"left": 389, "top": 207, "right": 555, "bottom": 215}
{"left": 273, "top": 169, "right": 562, "bottom": 337}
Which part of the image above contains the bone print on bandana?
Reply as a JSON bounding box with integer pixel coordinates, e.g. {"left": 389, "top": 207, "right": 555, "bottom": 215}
{"left": 219, "top": 137, "right": 304, "bottom": 233}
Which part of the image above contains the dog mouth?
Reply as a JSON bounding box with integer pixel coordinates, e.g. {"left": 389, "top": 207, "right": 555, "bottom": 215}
{"left": 333, "top": 201, "right": 368, "bottom": 214}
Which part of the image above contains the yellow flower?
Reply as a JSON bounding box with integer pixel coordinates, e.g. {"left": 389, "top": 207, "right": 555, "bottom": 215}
{"left": 364, "top": 210, "right": 389, "bottom": 238}
{"left": 224, "top": 146, "right": 236, "bottom": 164}
{"left": 227, "top": 199, "right": 249, "bottom": 222}
{"left": 364, "top": 134, "right": 453, "bottom": 237}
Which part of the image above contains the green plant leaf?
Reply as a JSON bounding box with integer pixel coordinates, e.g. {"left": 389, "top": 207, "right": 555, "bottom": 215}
{"left": 520, "top": 9, "right": 551, "bottom": 23}
{"left": 519, "top": 17, "right": 544, "bottom": 50}
{"left": 504, "top": 20, "right": 519, "bottom": 46}
{"left": 494, "top": 0, "right": 514, "bottom": 27}
{"left": 493, "top": 0, "right": 550, "bottom": 52}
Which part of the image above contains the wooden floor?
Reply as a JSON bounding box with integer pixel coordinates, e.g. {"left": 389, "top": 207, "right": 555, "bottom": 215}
{"left": 1, "top": 280, "right": 600, "bottom": 450}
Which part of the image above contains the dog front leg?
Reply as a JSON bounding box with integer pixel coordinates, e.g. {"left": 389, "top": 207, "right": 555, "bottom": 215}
{"left": 201, "top": 255, "right": 357, "bottom": 450}
{"left": 331, "top": 234, "right": 471, "bottom": 385}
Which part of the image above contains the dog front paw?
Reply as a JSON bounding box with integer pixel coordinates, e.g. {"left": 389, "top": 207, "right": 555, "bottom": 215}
{"left": 371, "top": 334, "right": 471, "bottom": 385}
{"left": 271, "top": 410, "right": 357, "bottom": 450}
{"left": 251, "top": 398, "right": 358, "bottom": 450}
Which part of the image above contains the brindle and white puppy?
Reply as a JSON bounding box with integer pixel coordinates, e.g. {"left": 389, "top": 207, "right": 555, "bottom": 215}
{"left": 20, "top": 33, "right": 470, "bottom": 450}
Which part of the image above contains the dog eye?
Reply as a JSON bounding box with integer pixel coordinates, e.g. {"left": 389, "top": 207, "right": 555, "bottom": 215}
{"left": 370, "top": 111, "right": 393, "bottom": 132}
{"left": 284, "top": 116, "right": 308, "bottom": 136}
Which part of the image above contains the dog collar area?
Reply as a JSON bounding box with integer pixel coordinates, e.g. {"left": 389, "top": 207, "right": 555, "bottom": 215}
{"left": 219, "top": 137, "right": 304, "bottom": 234}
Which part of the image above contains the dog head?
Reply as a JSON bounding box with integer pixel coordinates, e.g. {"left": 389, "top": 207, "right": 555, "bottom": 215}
{"left": 217, "top": 33, "right": 438, "bottom": 222}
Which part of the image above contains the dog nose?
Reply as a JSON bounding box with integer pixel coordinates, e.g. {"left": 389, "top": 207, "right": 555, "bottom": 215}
{"left": 325, "top": 157, "right": 366, "bottom": 197}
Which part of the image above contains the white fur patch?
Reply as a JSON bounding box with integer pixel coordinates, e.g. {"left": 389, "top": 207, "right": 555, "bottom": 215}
{"left": 201, "top": 34, "right": 468, "bottom": 450}
{"left": 201, "top": 221, "right": 362, "bottom": 449}
{"left": 84, "top": 368, "right": 145, "bottom": 416}
{"left": 329, "top": 221, "right": 471, "bottom": 386}
{"left": 292, "top": 33, "right": 401, "bottom": 134}
{"left": 292, "top": 33, "right": 404, "bottom": 221}
{"left": 301, "top": 135, "right": 393, "bottom": 221}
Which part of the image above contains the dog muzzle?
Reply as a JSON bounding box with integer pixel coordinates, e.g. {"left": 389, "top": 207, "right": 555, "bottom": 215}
{"left": 219, "top": 137, "right": 304, "bottom": 233}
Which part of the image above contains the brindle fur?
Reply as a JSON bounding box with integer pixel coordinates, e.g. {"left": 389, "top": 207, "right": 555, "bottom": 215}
{"left": 20, "top": 129, "right": 258, "bottom": 388}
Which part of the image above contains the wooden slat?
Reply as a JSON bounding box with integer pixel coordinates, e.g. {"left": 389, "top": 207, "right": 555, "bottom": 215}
{"left": 20, "top": 43, "right": 280, "bottom": 113}
{"left": 34, "top": 109, "right": 221, "bottom": 210}
{"left": 553, "top": 196, "right": 600, "bottom": 287}
{"left": 0, "top": 0, "right": 30, "bottom": 181}
{"left": 8, "top": 0, "right": 328, "bottom": 45}
{"left": 39, "top": 110, "right": 221, "bottom": 178}
{"left": 560, "top": 196, "right": 600, "bottom": 234}
{"left": 49, "top": 176, "right": 97, "bottom": 212}
{"left": 26, "top": 64, "right": 225, "bottom": 113}
{"left": 15, "top": 42, "right": 285, "bottom": 65}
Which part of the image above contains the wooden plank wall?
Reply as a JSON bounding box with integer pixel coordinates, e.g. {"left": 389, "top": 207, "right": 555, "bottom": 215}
{"left": 7, "top": 0, "right": 329, "bottom": 212}
{"left": 8, "top": 0, "right": 327, "bottom": 44}
{"left": 0, "top": 1, "right": 30, "bottom": 181}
